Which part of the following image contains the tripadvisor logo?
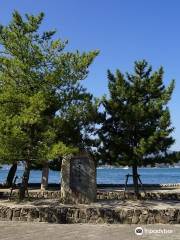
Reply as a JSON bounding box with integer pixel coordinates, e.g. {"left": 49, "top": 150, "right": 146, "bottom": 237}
{"left": 135, "top": 227, "right": 143, "bottom": 236}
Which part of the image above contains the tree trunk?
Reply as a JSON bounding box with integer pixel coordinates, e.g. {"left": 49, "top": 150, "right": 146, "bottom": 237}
{"left": 6, "top": 162, "right": 17, "bottom": 187}
{"left": 19, "top": 161, "right": 30, "bottom": 200}
{"left": 41, "top": 162, "right": 49, "bottom": 191}
{"left": 132, "top": 165, "right": 139, "bottom": 198}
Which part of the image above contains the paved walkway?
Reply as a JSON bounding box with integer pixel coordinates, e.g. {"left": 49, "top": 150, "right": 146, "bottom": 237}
{"left": 0, "top": 222, "right": 179, "bottom": 240}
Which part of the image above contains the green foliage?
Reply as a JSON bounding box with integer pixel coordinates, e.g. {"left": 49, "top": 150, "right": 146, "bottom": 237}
{"left": 98, "top": 60, "right": 178, "bottom": 167}
{"left": 0, "top": 11, "right": 99, "bottom": 166}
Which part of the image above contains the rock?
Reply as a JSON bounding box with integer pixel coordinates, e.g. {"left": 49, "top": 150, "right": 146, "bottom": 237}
{"left": 147, "top": 216, "right": 155, "bottom": 224}
{"left": 13, "top": 208, "right": 21, "bottom": 218}
{"left": 61, "top": 152, "right": 96, "bottom": 204}
{"left": 27, "top": 208, "right": 39, "bottom": 222}
{"left": 132, "top": 215, "right": 139, "bottom": 224}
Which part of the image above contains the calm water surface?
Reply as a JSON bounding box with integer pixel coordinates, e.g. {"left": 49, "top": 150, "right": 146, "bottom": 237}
{"left": 0, "top": 167, "right": 180, "bottom": 184}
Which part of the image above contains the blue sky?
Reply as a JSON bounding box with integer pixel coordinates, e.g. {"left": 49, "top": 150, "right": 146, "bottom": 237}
{"left": 0, "top": 0, "right": 180, "bottom": 150}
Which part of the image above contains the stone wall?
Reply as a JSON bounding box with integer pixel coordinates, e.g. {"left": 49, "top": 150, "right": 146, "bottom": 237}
{"left": 97, "top": 191, "right": 180, "bottom": 201}
{"left": 2, "top": 191, "right": 60, "bottom": 199}
{"left": 0, "top": 204, "right": 180, "bottom": 224}
{"left": 3, "top": 190, "right": 180, "bottom": 201}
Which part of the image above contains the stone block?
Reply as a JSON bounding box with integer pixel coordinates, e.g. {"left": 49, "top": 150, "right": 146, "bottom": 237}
{"left": 61, "top": 152, "right": 96, "bottom": 204}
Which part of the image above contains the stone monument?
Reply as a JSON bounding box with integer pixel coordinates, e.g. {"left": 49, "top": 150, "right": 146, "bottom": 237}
{"left": 61, "top": 151, "right": 96, "bottom": 204}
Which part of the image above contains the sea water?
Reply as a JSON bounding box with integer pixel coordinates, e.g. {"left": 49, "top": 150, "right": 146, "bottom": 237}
{"left": 0, "top": 167, "right": 180, "bottom": 184}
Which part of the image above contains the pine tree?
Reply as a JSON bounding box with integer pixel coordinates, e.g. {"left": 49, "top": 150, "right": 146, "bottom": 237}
{"left": 98, "top": 60, "right": 179, "bottom": 196}
{"left": 0, "top": 11, "right": 99, "bottom": 199}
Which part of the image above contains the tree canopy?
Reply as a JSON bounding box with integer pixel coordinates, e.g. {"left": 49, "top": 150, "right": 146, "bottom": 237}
{"left": 98, "top": 60, "right": 179, "bottom": 195}
{"left": 0, "top": 11, "right": 99, "bottom": 167}
{"left": 99, "top": 60, "right": 178, "bottom": 167}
